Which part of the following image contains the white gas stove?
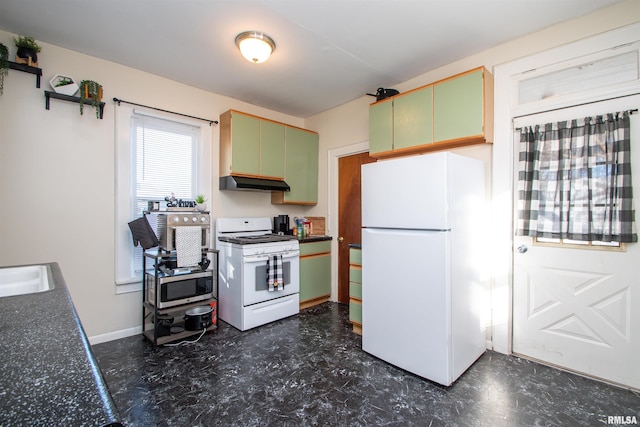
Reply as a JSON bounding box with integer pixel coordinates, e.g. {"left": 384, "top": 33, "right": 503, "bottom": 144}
{"left": 215, "top": 217, "right": 300, "bottom": 331}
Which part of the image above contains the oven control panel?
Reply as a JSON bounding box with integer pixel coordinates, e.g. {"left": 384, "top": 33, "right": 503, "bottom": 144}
{"left": 168, "top": 214, "right": 210, "bottom": 225}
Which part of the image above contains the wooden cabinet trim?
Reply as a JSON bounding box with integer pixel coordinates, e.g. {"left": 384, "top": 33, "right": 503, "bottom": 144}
{"left": 229, "top": 172, "right": 285, "bottom": 180}
{"left": 226, "top": 109, "right": 318, "bottom": 135}
{"left": 372, "top": 135, "right": 486, "bottom": 159}
{"left": 270, "top": 196, "right": 317, "bottom": 205}
{"left": 300, "top": 295, "right": 331, "bottom": 308}
{"left": 300, "top": 252, "right": 331, "bottom": 260}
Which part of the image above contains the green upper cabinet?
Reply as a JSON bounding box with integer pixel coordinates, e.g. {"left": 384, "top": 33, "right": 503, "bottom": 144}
{"left": 434, "top": 68, "right": 483, "bottom": 142}
{"left": 259, "top": 120, "right": 286, "bottom": 179}
{"left": 272, "top": 126, "right": 319, "bottom": 205}
{"left": 219, "top": 110, "right": 285, "bottom": 179}
{"left": 393, "top": 86, "right": 433, "bottom": 150}
{"left": 227, "top": 111, "right": 260, "bottom": 176}
{"left": 368, "top": 66, "right": 493, "bottom": 159}
{"left": 369, "top": 85, "right": 434, "bottom": 157}
{"left": 369, "top": 99, "right": 393, "bottom": 155}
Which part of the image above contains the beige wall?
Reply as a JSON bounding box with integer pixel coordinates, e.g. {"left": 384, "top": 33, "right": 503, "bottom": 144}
{"left": 0, "top": 32, "right": 311, "bottom": 340}
{"left": 1, "top": 0, "right": 638, "bottom": 343}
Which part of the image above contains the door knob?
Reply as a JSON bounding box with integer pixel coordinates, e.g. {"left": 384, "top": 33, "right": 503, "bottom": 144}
{"left": 338, "top": 237, "right": 344, "bottom": 243}
{"left": 517, "top": 244, "right": 528, "bottom": 253}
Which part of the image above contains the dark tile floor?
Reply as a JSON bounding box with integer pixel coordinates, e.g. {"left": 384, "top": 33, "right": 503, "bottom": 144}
{"left": 93, "top": 303, "right": 639, "bottom": 427}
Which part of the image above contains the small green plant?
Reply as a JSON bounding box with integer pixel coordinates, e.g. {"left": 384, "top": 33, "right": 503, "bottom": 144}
{"left": 195, "top": 194, "right": 207, "bottom": 204}
{"left": 79, "top": 80, "right": 103, "bottom": 118}
{"left": 54, "top": 77, "right": 73, "bottom": 87}
{"left": 0, "top": 42, "right": 8, "bottom": 95}
{"left": 13, "top": 35, "right": 41, "bottom": 52}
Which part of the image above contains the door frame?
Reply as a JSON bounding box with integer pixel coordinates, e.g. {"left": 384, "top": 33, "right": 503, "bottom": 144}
{"left": 492, "top": 23, "right": 640, "bottom": 355}
{"left": 327, "top": 141, "right": 370, "bottom": 302}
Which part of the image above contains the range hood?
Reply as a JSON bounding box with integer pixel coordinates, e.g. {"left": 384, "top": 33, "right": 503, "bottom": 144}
{"left": 219, "top": 176, "right": 290, "bottom": 192}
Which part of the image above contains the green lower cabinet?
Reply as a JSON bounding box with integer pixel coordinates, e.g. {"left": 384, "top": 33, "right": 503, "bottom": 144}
{"left": 299, "top": 241, "right": 331, "bottom": 308}
{"left": 349, "top": 300, "right": 362, "bottom": 325}
{"left": 349, "top": 281, "right": 362, "bottom": 300}
{"left": 349, "top": 247, "right": 362, "bottom": 334}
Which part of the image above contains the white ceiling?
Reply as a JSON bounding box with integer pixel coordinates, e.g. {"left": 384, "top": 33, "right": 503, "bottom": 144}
{"left": 0, "top": 0, "right": 623, "bottom": 117}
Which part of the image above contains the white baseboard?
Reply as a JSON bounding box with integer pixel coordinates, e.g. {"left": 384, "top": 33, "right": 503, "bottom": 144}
{"left": 89, "top": 326, "right": 141, "bottom": 345}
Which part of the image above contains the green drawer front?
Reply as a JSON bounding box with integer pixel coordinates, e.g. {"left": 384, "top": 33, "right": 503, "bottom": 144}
{"left": 349, "top": 282, "right": 362, "bottom": 300}
{"left": 349, "top": 300, "right": 362, "bottom": 324}
{"left": 349, "top": 266, "right": 362, "bottom": 284}
{"left": 300, "top": 240, "right": 331, "bottom": 256}
{"left": 349, "top": 248, "right": 362, "bottom": 265}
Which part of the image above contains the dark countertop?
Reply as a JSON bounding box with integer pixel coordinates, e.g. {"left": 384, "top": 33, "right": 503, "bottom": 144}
{"left": 348, "top": 243, "right": 362, "bottom": 249}
{"left": 0, "top": 263, "right": 122, "bottom": 427}
{"left": 298, "top": 235, "right": 333, "bottom": 243}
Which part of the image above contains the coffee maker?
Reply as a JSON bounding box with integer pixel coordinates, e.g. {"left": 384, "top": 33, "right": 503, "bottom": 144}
{"left": 273, "top": 215, "right": 292, "bottom": 235}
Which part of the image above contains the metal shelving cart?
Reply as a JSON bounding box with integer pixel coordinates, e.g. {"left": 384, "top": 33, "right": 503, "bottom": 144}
{"left": 142, "top": 248, "right": 218, "bottom": 345}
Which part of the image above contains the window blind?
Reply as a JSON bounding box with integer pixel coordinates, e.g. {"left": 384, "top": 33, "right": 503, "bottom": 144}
{"left": 117, "top": 114, "right": 200, "bottom": 285}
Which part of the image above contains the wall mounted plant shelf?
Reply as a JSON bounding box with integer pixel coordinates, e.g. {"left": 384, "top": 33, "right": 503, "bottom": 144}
{"left": 44, "top": 90, "right": 105, "bottom": 119}
{"left": 8, "top": 61, "right": 42, "bottom": 88}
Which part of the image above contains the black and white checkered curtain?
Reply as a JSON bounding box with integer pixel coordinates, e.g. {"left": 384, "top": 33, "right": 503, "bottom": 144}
{"left": 517, "top": 111, "right": 637, "bottom": 243}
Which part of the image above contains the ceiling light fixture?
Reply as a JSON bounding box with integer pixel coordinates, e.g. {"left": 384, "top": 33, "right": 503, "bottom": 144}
{"left": 235, "top": 31, "right": 276, "bottom": 64}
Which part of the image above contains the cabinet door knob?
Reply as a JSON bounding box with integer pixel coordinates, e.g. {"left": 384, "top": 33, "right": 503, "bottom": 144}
{"left": 338, "top": 237, "right": 344, "bottom": 243}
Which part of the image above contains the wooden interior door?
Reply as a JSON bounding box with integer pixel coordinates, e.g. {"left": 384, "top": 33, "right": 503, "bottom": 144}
{"left": 337, "top": 152, "right": 376, "bottom": 304}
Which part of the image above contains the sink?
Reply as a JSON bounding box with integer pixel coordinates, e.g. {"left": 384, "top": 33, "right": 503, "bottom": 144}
{"left": 0, "top": 265, "right": 53, "bottom": 297}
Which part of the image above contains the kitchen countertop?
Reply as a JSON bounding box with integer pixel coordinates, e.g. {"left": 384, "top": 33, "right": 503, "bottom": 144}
{"left": 298, "top": 235, "right": 332, "bottom": 243}
{"left": 0, "top": 263, "right": 122, "bottom": 427}
{"left": 348, "top": 243, "right": 362, "bottom": 249}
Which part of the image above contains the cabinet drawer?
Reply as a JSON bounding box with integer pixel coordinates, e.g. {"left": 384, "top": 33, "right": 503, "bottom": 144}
{"left": 300, "top": 240, "right": 331, "bottom": 256}
{"left": 349, "top": 282, "right": 362, "bottom": 300}
{"left": 349, "top": 266, "right": 362, "bottom": 284}
{"left": 349, "top": 299, "right": 362, "bottom": 324}
{"left": 349, "top": 248, "right": 362, "bottom": 265}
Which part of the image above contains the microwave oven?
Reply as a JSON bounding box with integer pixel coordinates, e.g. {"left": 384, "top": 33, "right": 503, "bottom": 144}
{"left": 146, "top": 270, "right": 214, "bottom": 309}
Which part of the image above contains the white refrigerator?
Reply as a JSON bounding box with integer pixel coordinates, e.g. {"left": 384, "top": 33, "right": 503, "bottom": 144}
{"left": 361, "top": 152, "right": 486, "bottom": 386}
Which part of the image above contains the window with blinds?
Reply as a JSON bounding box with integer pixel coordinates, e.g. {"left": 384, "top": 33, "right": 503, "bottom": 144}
{"left": 129, "top": 114, "right": 199, "bottom": 278}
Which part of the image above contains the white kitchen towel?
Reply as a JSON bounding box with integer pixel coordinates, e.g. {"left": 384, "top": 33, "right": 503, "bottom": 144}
{"left": 175, "top": 227, "right": 202, "bottom": 267}
{"left": 267, "top": 254, "right": 284, "bottom": 291}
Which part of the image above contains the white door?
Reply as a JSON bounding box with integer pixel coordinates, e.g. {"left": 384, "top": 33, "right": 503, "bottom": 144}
{"left": 512, "top": 95, "right": 640, "bottom": 390}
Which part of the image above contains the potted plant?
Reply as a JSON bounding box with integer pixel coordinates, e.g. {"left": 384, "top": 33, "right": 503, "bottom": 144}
{"left": 0, "top": 42, "right": 8, "bottom": 95}
{"left": 49, "top": 74, "right": 79, "bottom": 96}
{"left": 78, "top": 80, "right": 103, "bottom": 118}
{"left": 195, "top": 194, "right": 207, "bottom": 211}
{"left": 13, "top": 35, "right": 41, "bottom": 67}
